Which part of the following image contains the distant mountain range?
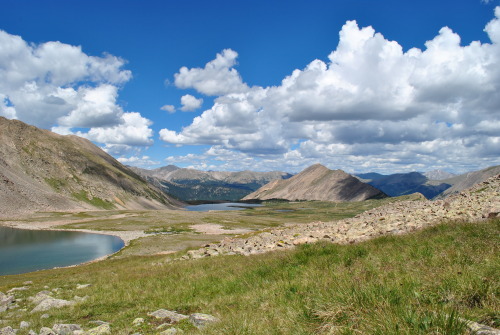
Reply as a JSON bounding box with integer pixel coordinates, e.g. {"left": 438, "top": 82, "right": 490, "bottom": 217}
{"left": 355, "top": 167, "right": 499, "bottom": 199}
{"left": 130, "top": 165, "right": 293, "bottom": 202}
{"left": 0, "top": 117, "right": 181, "bottom": 216}
{"left": 132, "top": 163, "right": 500, "bottom": 202}
{"left": 355, "top": 172, "right": 451, "bottom": 199}
{"left": 1, "top": 116, "right": 497, "bottom": 213}
{"left": 242, "top": 164, "right": 387, "bottom": 202}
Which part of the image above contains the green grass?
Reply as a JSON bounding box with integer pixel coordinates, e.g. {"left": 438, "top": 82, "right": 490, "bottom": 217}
{"left": 44, "top": 177, "right": 67, "bottom": 191}
{"left": 71, "top": 190, "right": 115, "bottom": 210}
{"left": 144, "top": 226, "right": 193, "bottom": 234}
{"left": 1, "top": 219, "right": 498, "bottom": 334}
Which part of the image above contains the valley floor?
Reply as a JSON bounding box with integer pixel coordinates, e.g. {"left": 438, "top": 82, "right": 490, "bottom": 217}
{"left": 0, "top": 177, "right": 498, "bottom": 334}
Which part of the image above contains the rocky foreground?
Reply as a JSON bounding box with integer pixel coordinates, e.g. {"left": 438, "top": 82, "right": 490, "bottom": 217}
{"left": 183, "top": 174, "right": 500, "bottom": 260}
{"left": 0, "top": 283, "right": 218, "bottom": 334}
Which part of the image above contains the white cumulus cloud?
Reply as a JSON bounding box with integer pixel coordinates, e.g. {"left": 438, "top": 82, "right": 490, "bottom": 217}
{"left": 161, "top": 104, "right": 176, "bottom": 113}
{"left": 161, "top": 7, "right": 500, "bottom": 173}
{"left": 174, "top": 49, "right": 249, "bottom": 96}
{"left": 180, "top": 94, "right": 203, "bottom": 111}
{"left": 0, "top": 29, "right": 154, "bottom": 150}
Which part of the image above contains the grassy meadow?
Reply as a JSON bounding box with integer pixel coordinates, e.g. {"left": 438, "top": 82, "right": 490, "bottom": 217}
{"left": 0, "top": 198, "right": 498, "bottom": 334}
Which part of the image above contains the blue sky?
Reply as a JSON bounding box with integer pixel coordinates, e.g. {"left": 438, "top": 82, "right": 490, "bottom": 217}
{"left": 1, "top": 0, "right": 499, "bottom": 174}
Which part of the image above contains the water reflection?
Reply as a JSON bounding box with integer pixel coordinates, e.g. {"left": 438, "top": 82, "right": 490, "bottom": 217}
{"left": 0, "top": 226, "right": 124, "bottom": 276}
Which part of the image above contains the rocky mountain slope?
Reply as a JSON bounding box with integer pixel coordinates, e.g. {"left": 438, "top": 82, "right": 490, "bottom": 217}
{"left": 242, "top": 164, "right": 387, "bottom": 202}
{"left": 435, "top": 165, "right": 500, "bottom": 199}
{"left": 185, "top": 173, "right": 500, "bottom": 259}
{"left": 131, "top": 166, "right": 292, "bottom": 201}
{"left": 0, "top": 117, "right": 182, "bottom": 216}
{"left": 357, "top": 172, "right": 452, "bottom": 199}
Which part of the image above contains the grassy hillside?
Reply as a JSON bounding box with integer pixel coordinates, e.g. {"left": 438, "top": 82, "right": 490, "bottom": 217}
{"left": 1, "top": 219, "right": 498, "bottom": 334}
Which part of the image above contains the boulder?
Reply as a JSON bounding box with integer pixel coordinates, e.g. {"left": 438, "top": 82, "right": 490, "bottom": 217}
{"left": 0, "top": 326, "right": 16, "bottom": 335}
{"left": 76, "top": 284, "right": 92, "bottom": 290}
{"left": 52, "top": 324, "right": 82, "bottom": 335}
{"left": 0, "top": 294, "right": 15, "bottom": 312}
{"left": 29, "top": 292, "right": 53, "bottom": 305}
{"left": 39, "top": 327, "right": 56, "bottom": 335}
{"left": 31, "top": 298, "right": 74, "bottom": 313}
{"left": 132, "top": 318, "right": 144, "bottom": 326}
{"left": 189, "top": 313, "right": 219, "bottom": 328}
{"left": 7, "top": 286, "right": 28, "bottom": 293}
{"left": 147, "top": 310, "right": 188, "bottom": 323}
{"left": 85, "top": 324, "right": 111, "bottom": 335}
{"left": 462, "top": 319, "right": 500, "bottom": 335}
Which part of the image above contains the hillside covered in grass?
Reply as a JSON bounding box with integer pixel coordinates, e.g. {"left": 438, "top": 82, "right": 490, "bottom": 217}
{"left": 0, "top": 219, "right": 498, "bottom": 334}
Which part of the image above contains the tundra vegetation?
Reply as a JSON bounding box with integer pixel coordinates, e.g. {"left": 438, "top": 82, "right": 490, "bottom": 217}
{"left": 0, "top": 194, "right": 498, "bottom": 334}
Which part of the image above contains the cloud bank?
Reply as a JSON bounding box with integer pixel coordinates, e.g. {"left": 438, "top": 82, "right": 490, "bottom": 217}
{"left": 0, "top": 30, "right": 154, "bottom": 151}
{"left": 161, "top": 7, "right": 500, "bottom": 173}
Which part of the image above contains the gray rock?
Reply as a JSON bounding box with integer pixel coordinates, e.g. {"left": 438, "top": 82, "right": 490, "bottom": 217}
{"left": 0, "top": 294, "right": 15, "bottom": 313}
{"left": 29, "top": 292, "right": 53, "bottom": 305}
{"left": 132, "top": 318, "right": 144, "bottom": 326}
{"left": 75, "top": 284, "right": 91, "bottom": 290}
{"left": 20, "top": 321, "right": 30, "bottom": 329}
{"left": 0, "top": 326, "right": 16, "bottom": 335}
{"left": 31, "top": 298, "right": 74, "bottom": 313}
{"left": 39, "top": 327, "right": 56, "bottom": 335}
{"left": 52, "top": 324, "right": 81, "bottom": 335}
{"left": 7, "top": 286, "right": 28, "bottom": 293}
{"left": 189, "top": 313, "right": 219, "bottom": 328}
{"left": 88, "top": 321, "right": 108, "bottom": 326}
{"left": 28, "top": 330, "right": 37, "bottom": 335}
{"left": 40, "top": 314, "right": 50, "bottom": 319}
{"left": 462, "top": 319, "right": 500, "bottom": 335}
{"left": 147, "top": 310, "right": 188, "bottom": 323}
{"left": 85, "top": 324, "right": 110, "bottom": 335}
{"left": 0, "top": 295, "right": 15, "bottom": 306}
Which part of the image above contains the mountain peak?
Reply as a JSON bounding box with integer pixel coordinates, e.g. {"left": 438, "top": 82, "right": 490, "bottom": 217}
{"left": 0, "top": 117, "right": 182, "bottom": 216}
{"left": 243, "top": 164, "right": 386, "bottom": 202}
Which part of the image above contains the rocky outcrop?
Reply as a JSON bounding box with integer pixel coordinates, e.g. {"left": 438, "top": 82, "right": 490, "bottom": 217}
{"left": 138, "top": 309, "right": 218, "bottom": 333}
{"left": 243, "top": 164, "right": 386, "bottom": 202}
{"left": 185, "top": 174, "right": 500, "bottom": 259}
{"left": 1, "top": 281, "right": 218, "bottom": 334}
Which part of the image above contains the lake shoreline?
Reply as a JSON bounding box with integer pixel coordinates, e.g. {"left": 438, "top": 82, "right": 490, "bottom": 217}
{"left": 0, "top": 222, "right": 136, "bottom": 276}
{"left": 0, "top": 220, "right": 146, "bottom": 246}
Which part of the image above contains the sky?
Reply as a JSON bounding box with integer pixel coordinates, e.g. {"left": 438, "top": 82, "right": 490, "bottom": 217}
{"left": 1, "top": 0, "right": 499, "bottom": 174}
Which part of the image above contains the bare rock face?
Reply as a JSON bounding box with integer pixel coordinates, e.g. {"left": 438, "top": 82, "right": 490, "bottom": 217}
{"left": 243, "top": 164, "right": 386, "bottom": 202}
{"left": 0, "top": 117, "right": 182, "bottom": 217}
